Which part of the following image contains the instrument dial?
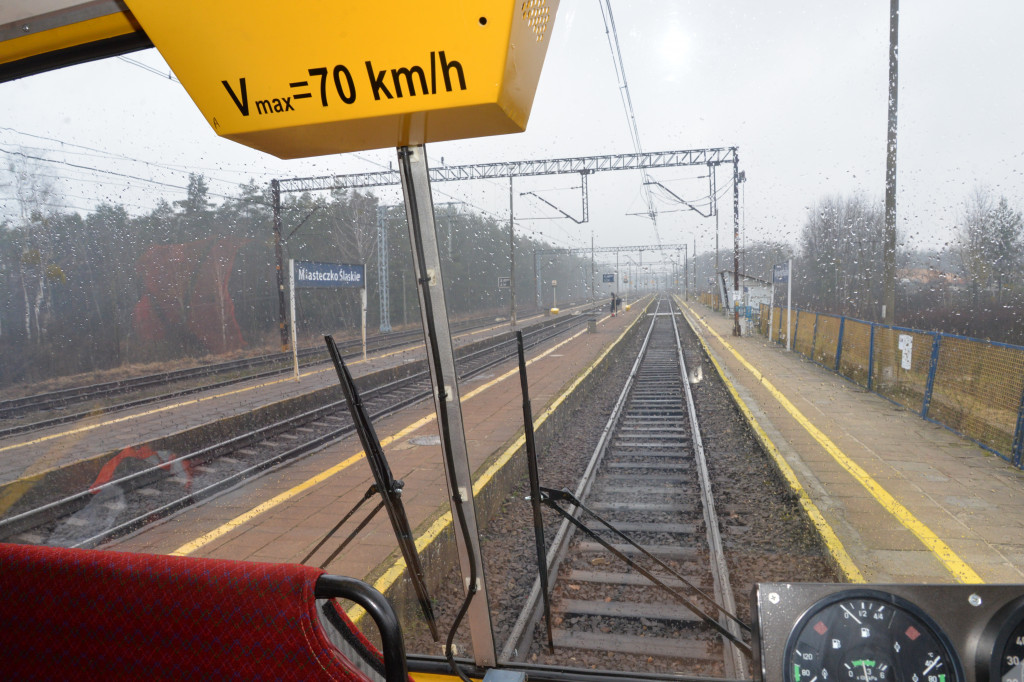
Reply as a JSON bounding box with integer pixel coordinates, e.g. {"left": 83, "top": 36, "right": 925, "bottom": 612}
{"left": 978, "top": 596, "right": 1024, "bottom": 682}
{"left": 785, "top": 590, "right": 962, "bottom": 682}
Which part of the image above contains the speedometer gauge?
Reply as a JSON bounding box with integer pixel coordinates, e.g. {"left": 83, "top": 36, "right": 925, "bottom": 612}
{"left": 977, "top": 596, "right": 1024, "bottom": 682}
{"left": 785, "top": 590, "right": 963, "bottom": 682}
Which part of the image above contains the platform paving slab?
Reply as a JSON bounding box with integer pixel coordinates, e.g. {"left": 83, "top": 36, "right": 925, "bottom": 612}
{"left": 683, "top": 302, "right": 1024, "bottom": 584}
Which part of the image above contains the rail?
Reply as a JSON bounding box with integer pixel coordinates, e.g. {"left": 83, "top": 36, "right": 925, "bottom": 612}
{"left": 504, "top": 298, "right": 749, "bottom": 675}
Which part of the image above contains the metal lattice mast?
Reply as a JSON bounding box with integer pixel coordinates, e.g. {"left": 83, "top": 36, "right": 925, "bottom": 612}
{"left": 378, "top": 206, "right": 391, "bottom": 332}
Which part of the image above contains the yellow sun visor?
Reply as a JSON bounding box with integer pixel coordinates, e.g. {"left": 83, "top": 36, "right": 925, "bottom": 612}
{"left": 0, "top": 2, "right": 148, "bottom": 81}
{"left": 123, "top": 0, "right": 559, "bottom": 159}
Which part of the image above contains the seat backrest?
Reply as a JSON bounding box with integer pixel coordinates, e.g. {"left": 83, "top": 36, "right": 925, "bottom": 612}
{"left": 0, "top": 543, "right": 390, "bottom": 681}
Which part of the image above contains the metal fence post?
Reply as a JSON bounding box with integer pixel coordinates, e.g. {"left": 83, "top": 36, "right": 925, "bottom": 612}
{"left": 921, "top": 333, "right": 942, "bottom": 419}
{"left": 1013, "top": 386, "right": 1024, "bottom": 469}
{"left": 834, "top": 316, "right": 846, "bottom": 374}
{"left": 793, "top": 308, "right": 800, "bottom": 354}
{"left": 811, "top": 313, "right": 820, "bottom": 364}
{"left": 867, "top": 322, "right": 876, "bottom": 392}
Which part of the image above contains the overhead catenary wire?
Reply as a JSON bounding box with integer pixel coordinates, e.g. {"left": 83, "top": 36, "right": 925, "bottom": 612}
{"left": 598, "top": 0, "right": 661, "bottom": 246}
{"left": 117, "top": 55, "right": 180, "bottom": 83}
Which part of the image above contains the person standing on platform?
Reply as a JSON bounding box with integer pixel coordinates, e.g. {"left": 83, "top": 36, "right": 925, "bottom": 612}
{"left": 610, "top": 291, "right": 616, "bottom": 317}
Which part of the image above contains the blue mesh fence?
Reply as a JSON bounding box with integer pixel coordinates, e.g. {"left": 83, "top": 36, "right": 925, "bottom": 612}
{"left": 761, "top": 306, "right": 1024, "bottom": 468}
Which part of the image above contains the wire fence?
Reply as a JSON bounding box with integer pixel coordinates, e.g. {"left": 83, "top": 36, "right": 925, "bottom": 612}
{"left": 758, "top": 304, "right": 1024, "bottom": 469}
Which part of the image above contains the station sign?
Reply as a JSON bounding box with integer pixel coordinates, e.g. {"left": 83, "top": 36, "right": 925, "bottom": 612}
{"left": 294, "top": 261, "right": 364, "bottom": 288}
{"left": 773, "top": 262, "right": 790, "bottom": 284}
{"left": 123, "top": 0, "right": 560, "bottom": 159}
{"left": 602, "top": 273, "right": 615, "bottom": 283}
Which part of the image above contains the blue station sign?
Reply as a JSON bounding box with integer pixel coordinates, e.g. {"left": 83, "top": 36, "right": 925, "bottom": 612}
{"left": 294, "top": 261, "right": 364, "bottom": 288}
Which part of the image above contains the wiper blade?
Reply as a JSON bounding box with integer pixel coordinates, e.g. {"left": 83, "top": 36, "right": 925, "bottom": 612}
{"left": 324, "top": 334, "right": 440, "bottom": 642}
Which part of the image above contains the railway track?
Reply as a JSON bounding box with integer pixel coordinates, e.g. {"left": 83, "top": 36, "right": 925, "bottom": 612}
{"left": 0, "top": 305, "right": 585, "bottom": 438}
{"left": 505, "top": 298, "right": 750, "bottom": 677}
{"left": 0, "top": 310, "right": 593, "bottom": 550}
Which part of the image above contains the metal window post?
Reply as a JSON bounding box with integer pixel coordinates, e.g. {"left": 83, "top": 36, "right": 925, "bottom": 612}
{"left": 397, "top": 144, "right": 496, "bottom": 666}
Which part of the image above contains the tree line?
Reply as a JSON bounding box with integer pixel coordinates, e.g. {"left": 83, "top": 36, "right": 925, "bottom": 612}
{"left": 730, "top": 188, "right": 1024, "bottom": 344}
{"left": 0, "top": 167, "right": 592, "bottom": 388}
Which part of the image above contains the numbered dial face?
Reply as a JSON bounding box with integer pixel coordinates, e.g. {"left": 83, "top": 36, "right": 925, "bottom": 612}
{"left": 996, "top": 619, "right": 1024, "bottom": 682}
{"left": 786, "top": 591, "right": 962, "bottom": 682}
{"left": 980, "top": 596, "right": 1024, "bottom": 682}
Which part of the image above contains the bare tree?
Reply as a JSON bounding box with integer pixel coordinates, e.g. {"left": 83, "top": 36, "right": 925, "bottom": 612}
{"left": 8, "top": 153, "right": 63, "bottom": 344}
{"left": 954, "top": 188, "right": 1022, "bottom": 306}
{"left": 797, "top": 195, "right": 887, "bottom": 318}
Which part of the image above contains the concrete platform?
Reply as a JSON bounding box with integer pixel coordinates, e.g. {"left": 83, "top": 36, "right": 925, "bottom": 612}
{"left": 104, "top": 300, "right": 651, "bottom": 594}
{"left": 680, "top": 300, "right": 1024, "bottom": 584}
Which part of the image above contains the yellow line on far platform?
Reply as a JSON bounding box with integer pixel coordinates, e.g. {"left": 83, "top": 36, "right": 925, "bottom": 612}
{"left": 681, "top": 301, "right": 983, "bottom": 585}
{"left": 170, "top": 313, "right": 614, "bottom": 557}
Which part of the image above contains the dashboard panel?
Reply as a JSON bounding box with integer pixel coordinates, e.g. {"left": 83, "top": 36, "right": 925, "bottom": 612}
{"left": 754, "top": 584, "right": 1024, "bottom": 682}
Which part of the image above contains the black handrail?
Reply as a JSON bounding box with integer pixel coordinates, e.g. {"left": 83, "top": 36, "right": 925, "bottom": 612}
{"left": 314, "top": 574, "right": 408, "bottom": 682}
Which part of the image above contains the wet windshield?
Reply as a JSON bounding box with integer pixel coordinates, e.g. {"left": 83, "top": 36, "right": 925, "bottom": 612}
{"left": 1, "top": 2, "right": 1022, "bottom": 678}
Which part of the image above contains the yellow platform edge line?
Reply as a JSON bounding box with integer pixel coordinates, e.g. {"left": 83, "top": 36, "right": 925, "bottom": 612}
{"left": 2, "top": 311, "right": 556, "bottom": 464}
{"left": 171, "top": 307, "right": 637, "bottom": 567}
{"left": 673, "top": 297, "right": 864, "bottom": 583}
{"left": 680, "top": 300, "right": 983, "bottom": 585}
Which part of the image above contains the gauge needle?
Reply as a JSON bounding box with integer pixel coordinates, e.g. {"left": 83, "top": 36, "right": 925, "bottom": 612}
{"left": 861, "top": 662, "right": 870, "bottom": 681}
{"left": 922, "top": 658, "right": 941, "bottom": 676}
{"left": 841, "top": 605, "right": 862, "bottom": 624}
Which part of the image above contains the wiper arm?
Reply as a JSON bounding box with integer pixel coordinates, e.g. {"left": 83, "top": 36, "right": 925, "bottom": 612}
{"left": 539, "top": 486, "right": 752, "bottom": 657}
{"left": 322, "top": 334, "right": 440, "bottom": 642}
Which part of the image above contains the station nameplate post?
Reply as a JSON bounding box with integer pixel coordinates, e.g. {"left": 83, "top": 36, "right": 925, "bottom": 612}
{"left": 290, "top": 260, "right": 365, "bottom": 379}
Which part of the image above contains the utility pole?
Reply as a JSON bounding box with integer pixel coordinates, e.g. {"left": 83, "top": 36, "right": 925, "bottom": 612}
{"left": 509, "top": 176, "right": 516, "bottom": 327}
{"left": 732, "top": 153, "right": 742, "bottom": 337}
{"left": 272, "top": 179, "right": 288, "bottom": 351}
{"left": 713, "top": 166, "right": 719, "bottom": 274}
{"left": 883, "top": 0, "right": 899, "bottom": 326}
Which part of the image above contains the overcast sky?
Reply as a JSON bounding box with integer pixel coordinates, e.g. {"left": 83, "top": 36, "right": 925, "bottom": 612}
{"left": 2, "top": 1, "right": 1022, "bottom": 264}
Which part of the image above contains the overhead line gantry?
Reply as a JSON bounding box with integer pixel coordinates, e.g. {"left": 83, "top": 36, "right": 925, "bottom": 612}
{"left": 271, "top": 146, "right": 743, "bottom": 346}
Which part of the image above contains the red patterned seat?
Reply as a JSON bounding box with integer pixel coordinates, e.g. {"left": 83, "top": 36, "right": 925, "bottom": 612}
{"left": 0, "top": 543, "right": 406, "bottom": 681}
